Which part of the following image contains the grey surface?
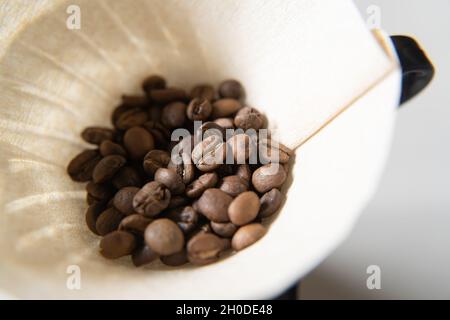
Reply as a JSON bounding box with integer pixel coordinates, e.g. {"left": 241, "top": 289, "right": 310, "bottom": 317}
{"left": 301, "top": 0, "right": 450, "bottom": 299}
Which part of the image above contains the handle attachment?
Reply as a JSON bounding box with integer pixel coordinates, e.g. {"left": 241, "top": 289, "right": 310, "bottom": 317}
{"left": 390, "top": 35, "right": 434, "bottom": 106}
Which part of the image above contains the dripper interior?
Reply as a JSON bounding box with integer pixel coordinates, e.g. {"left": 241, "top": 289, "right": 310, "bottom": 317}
{"left": 0, "top": 0, "right": 398, "bottom": 299}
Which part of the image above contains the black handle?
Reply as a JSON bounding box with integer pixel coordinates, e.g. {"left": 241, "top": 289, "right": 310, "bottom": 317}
{"left": 390, "top": 35, "right": 434, "bottom": 106}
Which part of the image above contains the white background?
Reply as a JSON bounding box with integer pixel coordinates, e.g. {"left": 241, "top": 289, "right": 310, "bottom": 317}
{"left": 301, "top": 0, "right": 450, "bottom": 299}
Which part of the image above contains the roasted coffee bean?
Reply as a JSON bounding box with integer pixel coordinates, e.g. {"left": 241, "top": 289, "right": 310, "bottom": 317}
{"left": 190, "top": 84, "right": 215, "bottom": 101}
{"left": 168, "top": 153, "right": 195, "bottom": 185}
{"left": 154, "top": 168, "right": 185, "bottom": 195}
{"left": 132, "top": 244, "right": 159, "bottom": 267}
{"left": 236, "top": 164, "right": 252, "bottom": 182}
{"left": 86, "top": 193, "right": 98, "bottom": 205}
{"left": 259, "top": 188, "right": 283, "bottom": 218}
{"left": 258, "top": 138, "right": 293, "bottom": 164}
{"left": 165, "top": 206, "right": 198, "bottom": 234}
{"left": 112, "top": 166, "right": 142, "bottom": 189}
{"left": 232, "top": 223, "right": 266, "bottom": 251}
{"left": 142, "top": 121, "right": 171, "bottom": 149}
{"left": 187, "top": 98, "right": 212, "bottom": 121}
{"left": 161, "top": 102, "right": 186, "bottom": 128}
{"left": 142, "top": 75, "right": 166, "bottom": 94}
{"left": 192, "top": 135, "right": 226, "bottom": 172}
{"left": 92, "top": 155, "right": 126, "bottom": 184}
{"left": 143, "top": 149, "right": 171, "bottom": 177}
{"left": 219, "top": 175, "right": 248, "bottom": 197}
{"left": 252, "top": 163, "right": 287, "bottom": 193}
{"left": 213, "top": 117, "right": 235, "bottom": 129}
{"left": 167, "top": 195, "right": 190, "bottom": 209}
{"left": 100, "top": 231, "right": 137, "bottom": 259}
{"left": 187, "top": 233, "right": 230, "bottom": 265}
{"left": 234, "top": 106, "right": 264, "bottom": 130}
{"left": 67, "top": 149, "right": 101, "bottom": 182}
{"left": 149, "top": 87, "right": 187, "bottom": 104}
{"left": 210, "top": 221, "right": 238, "bottom": 238}
{"left": 211, "top": 99, "right": 241, "bottom": 118}
{"left": 115, "top": 107, "right": 148, "bottom": 130}
{"left": 196, "top": 121, "right": 226, "bottom": 141}
{"left": 218, "top": 79, "right": 245, "bottom": 99}
{"left": 160, "top": 249, "right": 188, "bottom": 267}
{"left": 186, "top": 172, "right": 218, "bottom": 198}
{"left": 228, "top": 191, "right": 260, "bottom": 226}
{"left": 144, "top": 218, "right": 184, "bottom": 255}
{"left": 99, "top": 140, "right": 127, "bottom": 157}
{"left": 133, "top": 181, "right": 171, "bottom": 217}
{"left": 85, "top": 201, "right": 106, "bottom": 235}
{"left": 81, "top": 127, "right": 115, "bottom": 145}
{"left": 123, "top": 126, "right": 154, "bottom": 160}
{"left": 121, "top": 95, "right": 149, "bottom": 108}
{"left": 227, "top": 133, "right": 254, "bottom": 163}
{"left": 113, "top": 187, "right": 140, "bottom": 215}
{"left": 119, "top": 214, "right": 152, "bottom": 235}
{"left": 95, "top": 207, "right": 125, "bottom": 236}
{"left": 86, "top": 181, "right": 114, "bottom": 202}
{"left": 197, "top": 188, "right": 232, "bottom": 222}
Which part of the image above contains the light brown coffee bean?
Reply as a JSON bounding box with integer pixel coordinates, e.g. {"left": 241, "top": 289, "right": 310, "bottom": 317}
{"left": 100, "top": 231, "right": 137, "bottom": 259}
{"left": 231, "top": 223, "right": 266, "bottom": 251}
{"left": 113, "top": 187, "right": 140, "bottom": 215}
{"left": 227, "top": 133, "right": 254, "bottom": 163}
{"left": 211, "top": 99, "right": 242, "bottom": 118}
{"left": 252, "top": 163, "right": 287, "bottom": 193}
{"left": 258, "top": 138, "right": 293, "bottom": 164}
{"left": 168, "top": 153, "right": 195, "bottom": 185}
{"left": 95, "top": 207, "right": 125, "bottom": 236}
{"left": 191, "top": 135, "right": 226, "bottom": 172}
{"left": 219, "top": 175, "right": 249, "bottom": 197}
{"left": 119, "top": 214, "right": 152, "bottom": 235}
{"left": 161, "top": 102, "right": 187, "bottom": 128}
{"left": 186, "top": 172, "right": 218, "bottom": 198}
{"left": 144, "top": 218, "right": 184, "bottom": 255}
{"left": 112, "top": 166, "right": 143, "bottom": 189}
{"left": 92, "top": 155, "right": 126, "bottom": 183}
{"left": 99, "top": 140, "right": 127, "bottom": 157}
{"left": 197, "top": 188, "right": 232, "bottom": 222}
{"left": 190, "top": 84, "right": 215, "bottom": 101}
{"left": 133, "top": 181, "right": 171, "bottom": 217}
{"left": 234, "top": 106, "right": 264, "bottom": 130}
{"left": 213, "top": 117, "right": 235, "bottom": 129}
{"left": 67, "top": 149, "right": 101, "bottom": 182}
{"left": 132, "top": 244, "right": 159, "bottom": 267}
{"left": 143, "top": 149, "right": 171, "bottom": 177}
{"left": 228, "top": 191, "right": 260, "bottom": 226}
{"left": 123, "top": 126, "right": 155, "bottom": 160}
{"left": 187, "top": 98, "right": 212, "bottom": 121}
{"left": 160, "top": 249, "right": 188, "bottom": 267}
{"left": 81, "top": 127, "right": 115, "bottom": 145}
{"left": 210, "top": 221, "right": 238, "bottom": 238}
{"left": 259, "top": 188, "right": 283, "bottom": 218}
{"left": 187, "top": 233, "right": 230, "bottom": 265}
{"left": 149, "top": 87, "right": 187, "bottom": 104}
{"left": 154, "top": 168, "right": 185, "bottom": 195}
{"left": 218, "top": 79, "right": 245, "bottom": 99}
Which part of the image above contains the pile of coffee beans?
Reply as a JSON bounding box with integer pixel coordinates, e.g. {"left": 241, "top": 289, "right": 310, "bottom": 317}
{"left": 67, "top": 76, "right": 292, "bottom": 267}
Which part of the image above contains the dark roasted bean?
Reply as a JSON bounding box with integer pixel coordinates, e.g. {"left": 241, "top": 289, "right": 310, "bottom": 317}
{"left": 143, "top": 149, "right": 171, "bottom": 177}
{"left": 259, "top": 188, "right": 283, "bottom": 218}
{"left": 160, "top": 249, "right": 188, "bottom": 267}
{"left": 187, "top": 98, "right": 212, "bottom": 121}
{"left": 149, "top": 87, "right": 187, "bottom": 104}
{"left": 85, "top": 201, "right": 107, "bottom": 235}
{"left": 191, "top": 135, "right": 226, "bottom": 172}
{"left": 92, "top": 155, "right": 126, "bottom": 184}
{"left": 234, "top": 106, "right": 264, "bottom": 130}
{"left": 210, "top": 221, "right": 238, "bottom": 238}
{"left": 142, "top": 75, "right": 166, "bottom": 94}
{"left": 232, "top": 223, "right": 266, "bottom": 251}
{"left": 161, "top": 102, "right": 186, "bottom": 128}
{"left": 100, "top": 231, "right": 137, "bottom": 259}
{"left": 115, "top": 107, "right": 148, "bottom": 130}
{"left": 132, "top": 244, "right": 159, "bottom": 266}
{"left": 165, "top": 206, "right": 198, "bottom": 234}
{"left": 218, "top": 79, "right": 245, "bottom": 99}
{"left": 81, "top": 127, "right": 115, "bottom": 145}
{"left": 67, "top": 149, "right": 101, "bottom": 182}
{"left": 133, "top": 181, "right": 171, "bottom": 217}
{"left": 142, "top": 121, "right": 171, "bottom": 149}
{"left": 86, "top": 181, "right": 114, "bottom": 202}
{"left": 95, "top": 207, "right": 125, "bottom": 236}
{"left": 186, "top": 172, "right": 218, "bottom": 198}
{"left": 154, "top": 168, "right": 185, "bottom": 195}
{"left": 211, "top": 99, "right": 241, "bottom": 118}
{"left": 113, "top": 187, "right": 140, "bottom": 215}
{"left": 112, "top": 166, "right": 142, "bottom": 189}
{"left": 99, "top": 140, "right": 127, "bottom": 157}
{"left": 123, "top": 126, "right": 154, "bottom": 160}
{"left": 196, "top": 188, "right": 232, "bottom": 222}
{"left": 190, "top": 84, "right": 215, "bottom": 101}
{"left": 119, "top": 214, "right": 152, "bottom": 235}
